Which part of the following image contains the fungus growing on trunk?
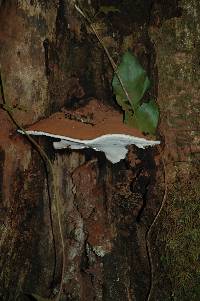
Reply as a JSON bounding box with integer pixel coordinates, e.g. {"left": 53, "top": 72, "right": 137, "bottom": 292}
{"left": 18, "top": 99, "right": 160, "bottom": 163}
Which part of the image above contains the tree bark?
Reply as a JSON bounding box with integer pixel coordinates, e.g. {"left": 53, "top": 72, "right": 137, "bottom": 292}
{"left": 0, "top": 1, "right": 199, "bottom": 301}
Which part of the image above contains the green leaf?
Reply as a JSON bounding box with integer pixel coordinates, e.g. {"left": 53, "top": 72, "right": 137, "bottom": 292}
{"left": 112, "top": 52, "right": 150, "bottom": 110}
{"left": 99, "top": 6, "right": 120, "bottom": 15}
{"left": 124, "top": 110, "right": 137, "bottom": 128}
{"left": 124, "top": 100, "right": 159, "bottom": 134}
{"left": 116, "top": 95, "right": 131, "bottom": 112}
{"left": 28, "top": 294, "right": 52, "bottom": 301}
{"left": 136, "top": 100, "right": 159, "bottom": 134}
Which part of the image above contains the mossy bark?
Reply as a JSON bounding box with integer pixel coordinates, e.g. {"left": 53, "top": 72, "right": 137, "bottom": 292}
{"left": 0, "top": 1, "right": 199, "bottom": 300}
{"left": 150, "top": 1, "right": 200, "bottom": 300}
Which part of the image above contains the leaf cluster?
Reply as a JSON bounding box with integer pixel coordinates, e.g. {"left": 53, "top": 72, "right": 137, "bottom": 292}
{"left": 112, "top": 52, "right": 159, "bottom": 134}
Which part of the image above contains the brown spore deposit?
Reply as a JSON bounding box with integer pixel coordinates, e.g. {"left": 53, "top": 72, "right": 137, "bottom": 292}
{"left": 26, "top": 99, "right": 146, "bottom": 140}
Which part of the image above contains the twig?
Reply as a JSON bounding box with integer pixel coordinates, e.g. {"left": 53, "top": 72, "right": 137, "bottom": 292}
{"left": 74, "top": 4, "right": 135, "bottom": 114}
{"left": 0, "top": 72, "right": 65, "bottom": 301}
{"left": 146, "top": 150, "right": 167, "bottom": 301}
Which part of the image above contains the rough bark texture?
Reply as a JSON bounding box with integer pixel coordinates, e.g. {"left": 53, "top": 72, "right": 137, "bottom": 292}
{"left": 0, "top": 1, "right": 199, "bottom": 301}
{"left": 150, "top": 1, "right": 200, "bottom": 300}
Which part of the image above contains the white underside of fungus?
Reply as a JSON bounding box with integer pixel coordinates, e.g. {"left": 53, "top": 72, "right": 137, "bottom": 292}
{"left": 18, "top": 130, "right": 160, "bottom": 163}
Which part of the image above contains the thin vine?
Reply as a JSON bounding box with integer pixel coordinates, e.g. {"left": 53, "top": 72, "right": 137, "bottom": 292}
{"left": 0, "top": 72, "right": 65, "bottom": 301}
{"left": 74, "top": 4, "right": 135, "bottom": 115}
{"left": 146, "top": 152, "right": 167, "bottom": 301}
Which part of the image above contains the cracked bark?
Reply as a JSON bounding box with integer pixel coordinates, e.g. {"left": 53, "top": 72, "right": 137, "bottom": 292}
{"left": 0, "top": 0, "right": 199, "bottom": 300}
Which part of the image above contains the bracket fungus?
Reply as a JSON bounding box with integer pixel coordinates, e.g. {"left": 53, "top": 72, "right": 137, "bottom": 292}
{"left": 18, "top": 99, "right": 160, "bottom": 163}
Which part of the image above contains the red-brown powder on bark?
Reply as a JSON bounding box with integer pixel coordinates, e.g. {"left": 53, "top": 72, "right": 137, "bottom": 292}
{"left": 26, "top": 99, "right": 148, "bottom": 140}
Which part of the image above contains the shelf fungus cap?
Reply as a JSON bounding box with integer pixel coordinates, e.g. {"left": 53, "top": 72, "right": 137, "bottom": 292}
{"left": 18, "top": 99, "right": 160, "bottom": 163}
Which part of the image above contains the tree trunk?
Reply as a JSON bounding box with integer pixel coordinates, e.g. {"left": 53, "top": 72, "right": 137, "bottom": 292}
{"left": 0, "top": 1, "right": 199, "bottom": 301}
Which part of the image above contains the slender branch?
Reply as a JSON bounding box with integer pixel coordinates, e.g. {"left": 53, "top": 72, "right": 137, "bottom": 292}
{"left": 75, "top": 4, "right": 135, "bottom": 114}
{"left": 0, "top": 72, "right": 65, "bottom": 301}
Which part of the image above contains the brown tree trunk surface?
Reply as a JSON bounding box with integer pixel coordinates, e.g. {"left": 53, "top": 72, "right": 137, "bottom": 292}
{"left": 0, "top": 1, "right": 199, "bottom": 301}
